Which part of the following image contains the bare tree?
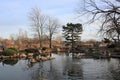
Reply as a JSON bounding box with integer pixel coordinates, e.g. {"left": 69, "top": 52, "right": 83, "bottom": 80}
{"left": 78, "top": 0, "right": 120, "bottom": 43}
{"left": 29, "top": 8, "right": 47, "bottom": 49}
{"left": 46, "top": 17, "right": 60, "bottom": 49}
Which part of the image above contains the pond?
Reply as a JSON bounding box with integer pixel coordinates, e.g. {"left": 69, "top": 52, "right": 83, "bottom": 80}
{"left": 0, "top": 54, "right": 120, "bottom": 80}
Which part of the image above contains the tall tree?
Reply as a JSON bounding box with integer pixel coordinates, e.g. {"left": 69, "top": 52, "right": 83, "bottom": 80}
{"left": 29, "top": 8, "right": 47, "bottom": 49}
{"left": 63, "top": 23, "right": 82, "bottom": 53}
{"left": 46, "top": 17, "right": 60, "bottom": 49}
{"left": 78, "top": 0, "right": 120, "bottom": 44}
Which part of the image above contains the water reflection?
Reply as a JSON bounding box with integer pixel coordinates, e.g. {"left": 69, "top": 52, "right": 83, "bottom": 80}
{"left": 0, "top": 54, "right": 120, "bottom": 80}
{"left": 108, "top": 59, "right": 120, "bottom": 80}
{"left": 67, "top": 62, "right": 83, "bottom": 80}
{"left": 26, "top": 54, "right": 83, "bottom": 80}
{"left": 2, "top": 59, "right": 18, "bottom": 66}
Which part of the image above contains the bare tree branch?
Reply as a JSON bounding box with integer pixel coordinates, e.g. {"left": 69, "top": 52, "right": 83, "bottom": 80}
{"left": 77, "top": 0, "right": 120, "bottom": 43}
{"left": 29, "top": 8, "right": 47, "bottom": 48}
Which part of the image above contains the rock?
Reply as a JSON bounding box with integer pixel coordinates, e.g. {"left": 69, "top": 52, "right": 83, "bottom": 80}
{"left": 47, "top": 57, "right": 55, "bottom": 60}
{"left": 49, "top": 57, "right": 55, "bottom": 60}
{"left": 39, "top": 50, "right": 42, "bottom": 53}
{"left": 20, "top": 53, "right": 27, "bottom": 58}
{"left": 41, "top": 57, "right": 48, "bottom": 61}
{"left": 12, "top": 54, "right": 18, "bottom": 58}
{"left": 27, "top": 53, "right": 33, "bottom": 57}
{"left": 36, "top": 55, "right": 42, "bottom": 60}
{"left": 39, "top": 78, "right": 47, "bottom": 80}
{"left": 1, "top": 56, "right": 10, "bottom": 59}
{"left": 30, "top": 58, "right": 36, "bottom": 63}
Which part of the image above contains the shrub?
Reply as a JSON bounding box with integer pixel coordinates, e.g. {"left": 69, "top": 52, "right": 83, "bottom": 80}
{"left": 107, "top": 44, "right": 116, "bottom": 48}
{"left": 25, "top": 48, "right": 38, "bottom": 53}
{"left": 4, "top": 48, "right": 18, "bottom": 56}
{"left": 8, "top": 48, "right": 18, "bottom": 52}
{"left": 42, "top": 47, "right": 48, "bottom": 51}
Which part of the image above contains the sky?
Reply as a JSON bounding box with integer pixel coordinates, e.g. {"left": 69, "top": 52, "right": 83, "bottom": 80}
{"left": 0, "top": 0, "right": 103, "bottom": 41}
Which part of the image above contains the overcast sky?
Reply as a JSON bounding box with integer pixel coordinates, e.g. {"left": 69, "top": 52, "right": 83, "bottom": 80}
{"left": 0, "top": 0, "right": 107, "bottom": 41}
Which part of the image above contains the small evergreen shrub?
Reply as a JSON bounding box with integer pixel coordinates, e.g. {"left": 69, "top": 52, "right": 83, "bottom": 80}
{"left": 4, "top": 48, "right": 18, "bottom": 56}
{"left": 8, "top": 48, "right": 18, "bottom": 52}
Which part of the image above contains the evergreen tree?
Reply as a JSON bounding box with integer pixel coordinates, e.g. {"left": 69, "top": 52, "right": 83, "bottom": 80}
{"left": 63, "top": 23, "right": 82, "bottom": 53}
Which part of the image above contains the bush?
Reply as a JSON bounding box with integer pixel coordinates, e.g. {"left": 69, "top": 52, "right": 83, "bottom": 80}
{"left": 4, "top": 48, "right": 18, "bottom": 56}
{"left": 107, "top": 44, "right": 116, "bottom": 48}
{"left": 8, "top": 48, "right": 18, "bottom": 52}
{"left": 25, "top": 48, "right": 38, "bottom": 53}
{"left": 42, "top": 47, "right": 48, "bottom": 51}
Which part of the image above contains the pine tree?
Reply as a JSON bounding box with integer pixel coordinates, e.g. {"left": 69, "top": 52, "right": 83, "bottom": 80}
{"left": 63, "top": 23, "right": 82, "bottom": 53}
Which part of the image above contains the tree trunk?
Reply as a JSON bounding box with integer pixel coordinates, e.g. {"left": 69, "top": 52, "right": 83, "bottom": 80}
{"left": 72, "top": 30, "right": 74, "bottom": 52}
{"left": 38, "top": 30, "right": 42, "bottom": 49}
{"left": 49, "top": 37, "right": 52, "bottom": 49}
{"left": 49, "top": 34, "right": 52, "bottom": 57}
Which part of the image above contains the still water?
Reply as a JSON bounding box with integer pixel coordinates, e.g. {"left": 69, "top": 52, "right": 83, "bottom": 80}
{"left": 0, "top": 54, "right": 120, "bottom": 80}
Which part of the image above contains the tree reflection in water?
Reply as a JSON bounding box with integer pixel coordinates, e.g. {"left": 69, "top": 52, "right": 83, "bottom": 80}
{"left": 24, "top": 54, "right": 83, "bottom": 80}
{"left": 4, "top": 54, "right": 119, "bottom": 80}
{"left": 63, "top": 58, "right": 83, "bottom": 80}
{"left": 67, "top": 62, "right": 83, "bottom": 79}
{"left": 109, "top": 59, "right": 120, "bottom": 80}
